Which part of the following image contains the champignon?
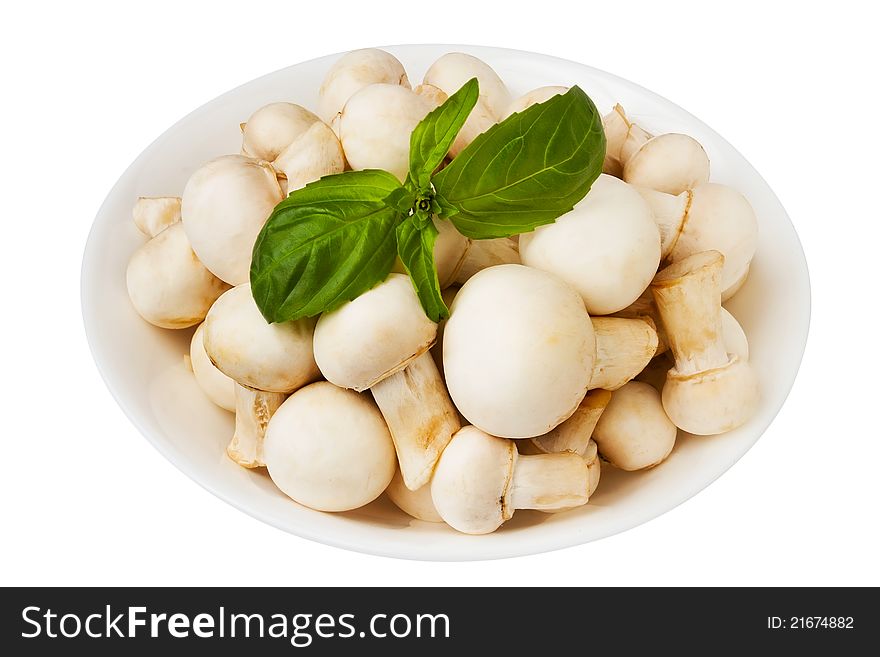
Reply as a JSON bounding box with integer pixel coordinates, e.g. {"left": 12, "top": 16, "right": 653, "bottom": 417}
{"left": 313, "top": 274, "right": 460, "bottom": 490}
{"left": 126, "top": 222, "right": 229, "bottom": 329}
{"left": 519, "top": 174, "right": 661, "bottom": 315}
{"left": 622, "top": 130, "right": 710, "bottom": 195}
{"left": 592, "top": 381, "right": 677, "bottom": 470}
{"left": 431, "top": 426, "right": 590, "bottom": 534}
{"left": 189, "top": 323, "right": 235, "bottom": 412}
{"left": 318, "top": 48, "right": 411, "bottom": 122}
{"left": 272, "top": 120, "right": 345, "bottom": 194}
{"left": 636, "top": 183, "right": 759, "bottom": 299}
{"left": 651, "top": 251, "right": 759, "bottom": 435}
{"left": 203, "top": 284, "right": 320, "bottom": 394}
{"left": 240, "top": 102, "right": 320, "bottom": 161}
{"left": 263, "top": 382, "right": 396, "bottom": 511}
{"left": 386, "top": 468, "right": 444, "bottom": 523}
{"left": 422, "top": 52, "right": 510, "bottom": 156}
{"left": 337, "top": 83, "right": 435, "bottom": 181}
{"left": 443, "top": 264, "right": 595, "bottom": 439}
{"left": 181, "top": 154, "right": 283, "bottom": 285}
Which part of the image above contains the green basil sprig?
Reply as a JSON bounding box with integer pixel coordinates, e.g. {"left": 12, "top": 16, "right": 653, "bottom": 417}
{"left": 251, "top": 79, "right": 605, "bottom": 323}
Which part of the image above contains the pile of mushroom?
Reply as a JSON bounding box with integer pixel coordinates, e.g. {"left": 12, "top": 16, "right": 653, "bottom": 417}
{"left": 125, "top": 48, "right": 761, "bottom": 535}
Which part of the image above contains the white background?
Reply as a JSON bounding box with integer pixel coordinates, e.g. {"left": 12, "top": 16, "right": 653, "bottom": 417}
{"left": 2, "top": 0, "right": 878, "bottom": 586}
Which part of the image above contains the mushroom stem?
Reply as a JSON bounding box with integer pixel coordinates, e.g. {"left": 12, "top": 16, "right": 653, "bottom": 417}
{"left": 635, "top": 187, "right": 690, "bottom": 258}
{"left": 370, "top": 351, "right": 461, "bottom": 490}
{"left": 272, "top": 121, "right": 345, "bottom": 193}
{"left": 590, "top": 317, "right": 659, "bottom": 390}
{"left": 525, "top": 389, "right": 612, "bottom": 455}
{"left": 454, "top": 237, "right": 519, "bottom": 285}
{"left": 651, "top": 251, "right": 759, "bottom": 435}
{"left": 651, "top": 251, "right": 728, "bottom": 375}
{"left": 227, "top": 384, "right": 285, "bottom": 468}
{"left": 507, "top": 452, "right": 590, "bottom": 511}
{"left": 601, "top": 104, "right": 633, "bottom": 176}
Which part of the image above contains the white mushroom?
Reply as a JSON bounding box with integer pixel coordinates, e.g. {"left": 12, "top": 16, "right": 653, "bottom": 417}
{"left": 126, "top": 222, "right": 229, "bottom": 329}
{"left": 273, "top": 120, "right": 345, "bottom": 193}
{"left": 386, "top": 468, "right": 443, "bottom": 523}
{"left": 423, "top": 52, "right": 511, "bottom": 119}
{"left": 263, "top": 382, "right": 396, "bottom": 511}
{"left": 519, "top": 174, "right": 661, "bottom": 315}
{"left": 318, "top": 48, "right": 411, "bottom": 123}
{"left": 337, "top": 84, "right": 434, "bottom": 181}
{"left": 240, "top": 102, "right": 320, "bottom": 161}
{"left": 622, "top": 130, "right": 710, "bottom": 195}
{"left": 454, "top": 236, "right": 520, "bottom": 285}
{"left": 189, "top": 323, "right": 235, "bottom": 412}
{"left": 502, "top": 85, "right": 568, "bottom": 120}
{"left": 313, "top": 274, "right": 460, "bottom": 490}
{"left": 181, "top": 154, "right": 283, "bottom": 285}
{"left": 431, "top": 426, "right": 590, "bottom": 534}
{"left": 132, "top": 196, "right": 180, "bottom": 237}
{"left": 592, "top": 381, "right": 677, "bottom": 471}
{"left": 203, "top": 284, "right": 320, "bottom": 394}
{"left": 423, "top": 52, "right": 511, "bottom": 157}
{"left": 227, "top": 383, "right": 285, "bottom": 468}
{"left": 651, "top": 251, "right": 759, "bottom": 435}
{"left": 589, "top": 317, "right": 659, "bottom": 390}
{"left": 443, "top": 264, "right": 595, "bottom": 439}
{"left": 636, "top": 184, "right": 759, "bottom": 298}
{"left": 523, "top": 389, "right": 612, "bottom": 457}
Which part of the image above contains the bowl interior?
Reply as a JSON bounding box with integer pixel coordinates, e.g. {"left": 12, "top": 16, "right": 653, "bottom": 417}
{"left": 81, "top": 45, "right": 810, "bottom": 560}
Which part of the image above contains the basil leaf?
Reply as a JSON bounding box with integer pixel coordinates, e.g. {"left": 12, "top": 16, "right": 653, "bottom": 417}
{"left": 433, "top": 85, "right": 605, "bottom": 239}
{"left": 408, "top": 78, "right": 479, "bottom": 190}
{"left": 396, "top": 214, "right": 448, "bottom": 322}
{"left": 250, "top": 169, "right": 406, "bottom": 323}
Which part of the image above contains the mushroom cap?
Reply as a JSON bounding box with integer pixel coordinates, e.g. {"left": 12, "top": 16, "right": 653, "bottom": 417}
{"left": 190, "top": 323, "right": 236, "bottom": 412}
{"left": 181, "top": 154, "right": 283, "bottom": 285}
{"left": 338, "top": 83, "right": 433, "bottom": 181}
{"left": 670, "top": 183, "right": 758, "bottom": 296}
{"left": 203, "top": 284, "right": 320, "bottom": 393}
{"left": 593, "top": 381, "right": 677, "bottom": 471}
{"left": 663, "top": 356, "right": 759, "bottom": 435}
{"left": 273, "top": 120, "right": 345, "bottom": 193}
{"left": 318, "top": 48, "right": 411, "bottom": 122}
{"left": 263, "top": 382, "right": 396, "bottom": 512}
{"left": 313, "top": 273, "right": 437, "bottom": 391}
{"left": 519, "top": 174, "right": 661, "bottom": 315}
{"left": 126, "top": 222, "right": 229, "bottom": 329}
{"left": 386, "top": 468, "right": 444, "bottom": 523}
{"left": 502, "top": 85, "right": 568, "bottom": 120}
{"left": 443, "top": 264, "right": 595, "bottom": 439}
{"left": 623, "top": 133, "right": 710, "bottom": 195}
{"left": 240, "top": 102, "right": 320, "bottom": 162}
{"left": 431, "top": 426, "right": 516, "bottom": 534}
{"left": 423, "top": 52, "right": 511, "bottom": 119}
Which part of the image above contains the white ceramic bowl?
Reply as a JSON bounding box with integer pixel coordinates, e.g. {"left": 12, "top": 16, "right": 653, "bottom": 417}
{"left": 81, "top": 45, "right": 810, "bottom": 560}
